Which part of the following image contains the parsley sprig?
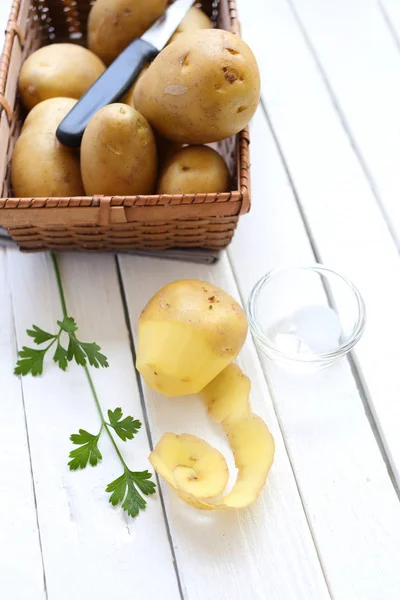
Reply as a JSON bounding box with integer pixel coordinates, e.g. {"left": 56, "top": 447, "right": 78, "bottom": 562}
{"left": 14, "top": 315, "right": 108, "bottom": 376}
{"left": 15, "top": 251, "right": 156, "bottom": 519}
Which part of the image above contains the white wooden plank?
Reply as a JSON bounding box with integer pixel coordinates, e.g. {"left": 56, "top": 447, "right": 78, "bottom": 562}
{"left": 229, "top": 104, "right": 400, "bottom": 599}
{"left": 380, "top": 0, "right": 400, "bottom": 46}
{"left": 0, "top": 248, "right": 46, "bottom": 599}
{"left": 7, "top": 250, "right": 181, "bottom": 600}
{"left": 237, "top": 0, "right": 400, "bottom": 494}
{"left": 119, "top": 253, "right": 331, "bottom": 600}
{"left": 288, "top": 0, "right": 400, "bottom": 246}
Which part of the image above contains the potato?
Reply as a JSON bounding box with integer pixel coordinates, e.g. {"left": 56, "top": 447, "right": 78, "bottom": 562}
{"left": 150, "top": 433, "right": 229, "bottom": 498}
{"left": 168, "top": 7, "right": 212, "bottom": 44}
{"left": 200, "top": 363, "right": 250, "bottom": 426}
{"left": 11, "top": 97, "right": 84, "bottom": 197}
{"left": 222, "top": 414, "right": 275, "bottom": 508}
{"left": 80, "top": 103, "right": 157, "bottom": 196}
{"left": 136, "top": 279, "right": 248, "bottom": 396}
{"left": 88, "top": 0, "right": 167, "bottom": 65}
{"left": 150, "top": 364, "right": 275, "bottom": 510}
{"left": 134, "top": 29, "right": 261, "bottom": 143}
{"left": 18, "top": 44, "right": 105, "bottom": 111}
{"left": 157, "top": 145, "right": 230, "bottom": 194}
{"left": 121, "top": 65, "right": 149, "bottom": 109}
{"left": 202, "top": 365, "right": 274, "bottom": 509}
{"left": 155, "top": 136, "right": 183, "bottom": 168}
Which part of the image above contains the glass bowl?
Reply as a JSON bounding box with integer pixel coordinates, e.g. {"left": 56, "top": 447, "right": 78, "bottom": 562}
{"left": 247, "top": 265, "right": 366, "bottom": 372}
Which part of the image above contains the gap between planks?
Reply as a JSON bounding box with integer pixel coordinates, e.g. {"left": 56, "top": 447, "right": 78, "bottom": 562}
{"left": 114, "top": 255, "right": 185, "bottom": 600}
{"left": 280, "top": 0, "right": 400, "bottom": 485}
{"left": 118, "top": 251, "right": 332, "bottom": 600}
{"left": 284, "top": 0, "right": 399, "bottom": 249}
{"left": 224, "top": 253, "right": 333, "bottom": 599}
{"left": 258, "top": 97, "right": 400, "bottom": 501}
{"left": 12, "top": 337, "right": 49, "bottom": 600}
{"left": 227, "top": 93, "right": 400, "bottom": 598}
{"left": 379, "top": 0, "right": 400, "bottom": 53}
{"left": 0, "top": 248, "right": 47, "bottom": 600}
{"left": 238, "top": 0, "right": 400, "bottom": 501}
{"left": 6, "top": 250, "right": 182, "bottom": 600}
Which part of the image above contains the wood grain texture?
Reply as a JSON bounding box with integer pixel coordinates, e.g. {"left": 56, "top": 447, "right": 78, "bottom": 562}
{"left": 119, "top": 252, "right": 331, "bottom": 600}
{"left": 381, "top": 0, "right": 400, "bottom": 41}
{"left": 228, "top": 101, "right": 400, "bottom": 599}
{"left": 0, "top": 249, "right": 46, "bottom": 599}
{"left": 1, "top": 0, "right": 400, "bottom": 598}
{"left": 288, "top": 0, "right": 400, "bottom": 245}
{"left": 238, "top": 0, "right": 400, "bottom": 495}
{"left": 7, "top": 250, "right": 181, "bottom": 600}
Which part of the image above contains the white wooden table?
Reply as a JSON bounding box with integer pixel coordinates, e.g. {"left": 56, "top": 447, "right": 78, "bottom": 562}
{"left": 2, "top": 1, "right": 400, "bottom": 598}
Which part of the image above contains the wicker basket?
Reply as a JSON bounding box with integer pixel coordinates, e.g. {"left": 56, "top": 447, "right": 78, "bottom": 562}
{"left": 0, "top": 0, "right": 251, "bottom": 252}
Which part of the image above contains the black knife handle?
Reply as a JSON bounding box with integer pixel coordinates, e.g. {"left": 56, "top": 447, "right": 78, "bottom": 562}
{"left": 56, "top": 39, "right": 158, "bottom": 148}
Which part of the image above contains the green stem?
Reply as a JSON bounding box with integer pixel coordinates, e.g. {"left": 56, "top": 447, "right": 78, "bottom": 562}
{"left": 51, "top": 251, "right": 68, "bottom": 318}
{"left": 50, "top": 251, "right": 128, "bottom": 471}
{"left": 44, "top": 337, "right": 58, "bottom": 353}
{"left": 84, "top": 365, "right": 128, "bottom": 470}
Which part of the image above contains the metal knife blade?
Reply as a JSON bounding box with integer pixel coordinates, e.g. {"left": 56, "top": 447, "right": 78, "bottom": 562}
{"left": 142, "top": 0, "right": 195, "bottom": 50}
{"left": 56, "top": 0, "right": 195, "bottom": 148}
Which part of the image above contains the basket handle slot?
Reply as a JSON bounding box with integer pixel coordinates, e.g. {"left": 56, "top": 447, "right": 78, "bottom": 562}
{"left": 5, "top": 20, "right": 26, "bottom": 47}
{"left": 0, "top": 94, "right": 13, "bottom": 122}
{"left": 98, "top": 197, "right": 128, "bottom": 225}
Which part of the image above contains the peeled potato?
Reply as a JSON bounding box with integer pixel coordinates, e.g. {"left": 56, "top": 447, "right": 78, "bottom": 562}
{"left": 18, "top": 44, "right": 105, "bottom": 111}
{"left": 168, "top": 7, "right": 212, "bottom": 44}
{"left": 150, "top": 364, "right": 275, "bottom": 510}
{"left": 136, "top": 280, "right": 248, "bottom": 396}
{"left": 157, "top": 145, "right": 230, "bottom": 194}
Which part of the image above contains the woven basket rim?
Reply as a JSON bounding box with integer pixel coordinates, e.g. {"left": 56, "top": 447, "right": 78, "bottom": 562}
{"left": 0, "top": 0, "right": 251, "bottom": 227}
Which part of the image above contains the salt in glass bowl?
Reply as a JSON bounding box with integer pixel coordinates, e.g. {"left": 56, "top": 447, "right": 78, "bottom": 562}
{"left": 247, "top": 265, "right": 366, "bottom": 372}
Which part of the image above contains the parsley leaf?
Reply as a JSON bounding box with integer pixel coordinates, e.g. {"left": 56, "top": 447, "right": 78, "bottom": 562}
{"left": 27, "top": 325, "right": 56, "bottom": 345}
{"left": 16, "top": 251, "right": 152, "bottom": 521}
{"left": 80, "top": 342, "right": 109, "bottom": 369}
{"left": 67, "top": 336, "right": 87, "bottom": 366}
{"left": 108, "top": 408, "right": 142, "bottom": 442}
{"left": 130, "top": 470, "right": 157, "bottom": 496}
{"left": 14, "top": 346, "right": 47, "bottom": 376}
{"left": 15, "top": 314, "right": 109, "bottom": 378}
{"left": 106, "top": 469, "right": 156, "bottom": 518}
{"left": 68, "top": 429, "right": 102, "bottom": 470}
{"left": 53, "top": 344, "right": 69, "bottom": 371}
{"left": 58, "top": 316, "right": 78, "bottom": 334}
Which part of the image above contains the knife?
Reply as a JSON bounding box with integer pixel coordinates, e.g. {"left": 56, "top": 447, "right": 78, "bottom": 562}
{"left": 56, "top": 0, "right": 195, "bottom": 148}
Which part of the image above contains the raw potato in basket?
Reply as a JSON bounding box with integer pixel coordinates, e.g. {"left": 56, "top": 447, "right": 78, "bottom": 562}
{"left": 80, "top": 103, "right": 158, "bottom": 196}
{"left": 168, "top": 6, "right": 212, "bottom": 44}
{"left": 88, "top": 0, "right": 167, "bottom": 65}
{"left": 18, "top": 44, "right": 106, "bottom": 111}
{"left": 137, "top": 280, "right": 275, "bottom": 510}
{"left": 11, "top": 97, "right": 85, "bottom": 198}
{"left": 134, "top": 29, "right": 261, "bottom": 144}
{"left": 157, "top": 145, "right": 230, "bottom": 194}
{"left": 121, "top": 65, "right": 149, "bottom": 109}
